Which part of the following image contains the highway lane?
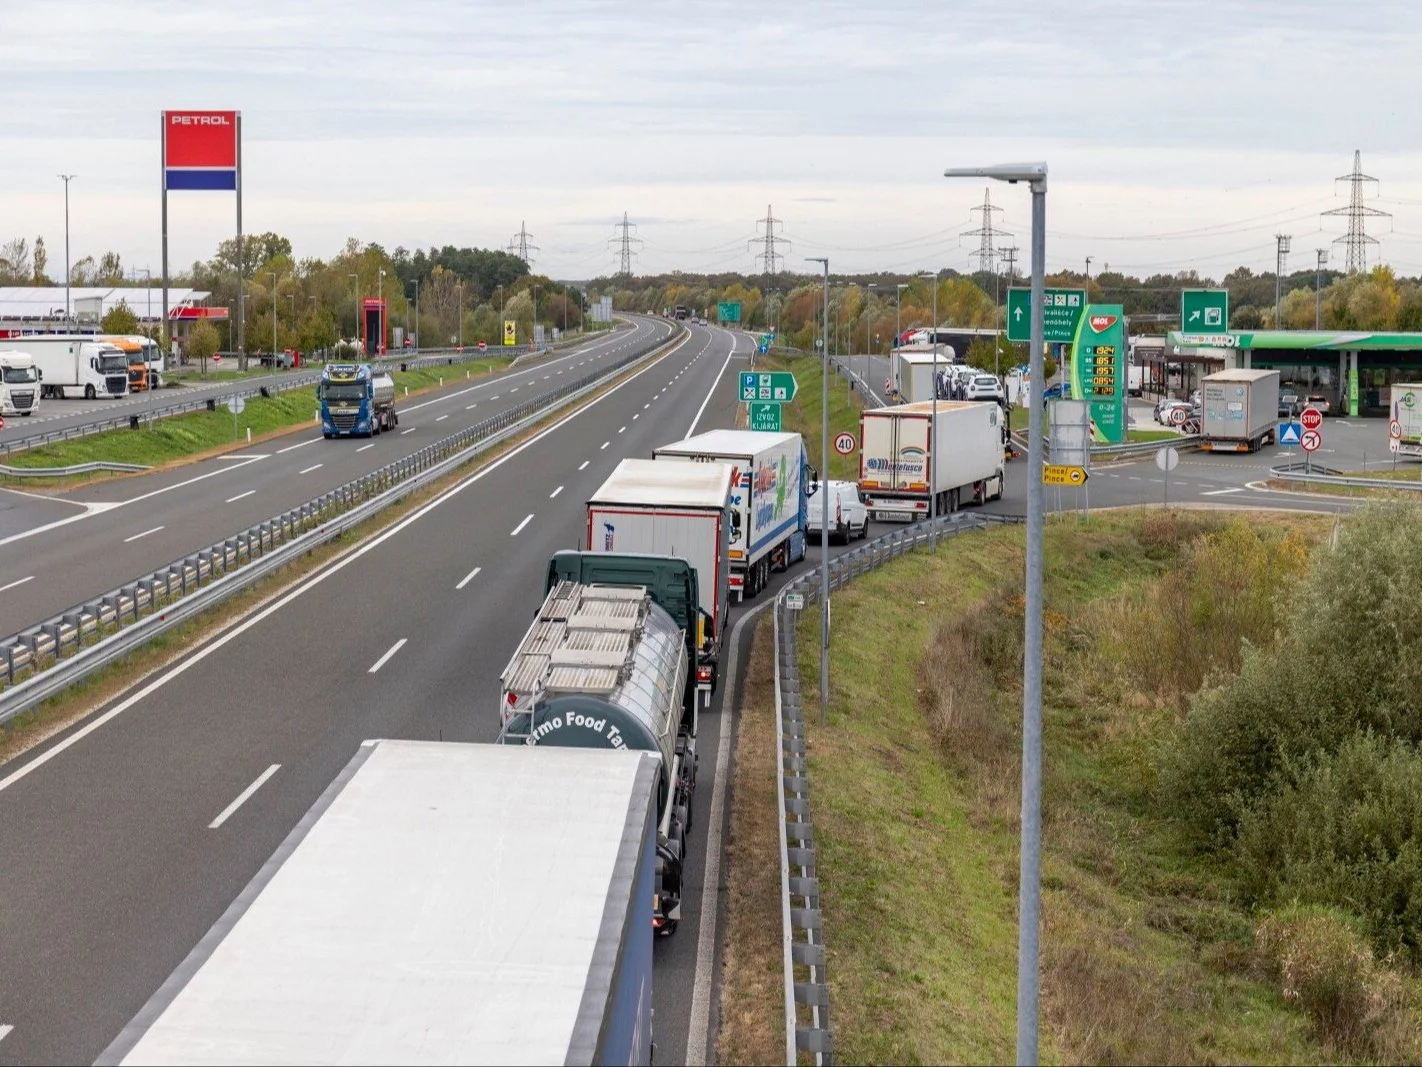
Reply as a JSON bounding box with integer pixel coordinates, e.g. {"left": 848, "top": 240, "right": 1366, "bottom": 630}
{"left": 0, "top": 320, "right": 736, "bottom": 1065}
{"left": 0, "top": 317, "right": 673, "bottom": 639}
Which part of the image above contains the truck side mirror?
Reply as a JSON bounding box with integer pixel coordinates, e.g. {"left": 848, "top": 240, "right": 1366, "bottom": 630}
{"left": 730, "top": 510, "right": 741, "bottom": 531}
{"left": 699, "top": 607, "right": 714, "bottom": 643}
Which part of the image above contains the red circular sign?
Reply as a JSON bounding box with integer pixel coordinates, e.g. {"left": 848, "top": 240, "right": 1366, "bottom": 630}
{"left": 478, "top": 341, "right": 488, "bottom": 352}
{"left": 1301, "top": 428, "right": 1322, "bottom": 452}
{"left": 0, "top": 414, "right": 6, "bottom": 431}
{"left": 1169, "top": 406, "right": 1187, "bottom": 426}
{"left": 833, "top": 431, "right": 857, "bottom": 455}
{"left": 1300, "top": 407, "right": 1323, "bottom": 431}
{"left": 212, "top": 354, "right": 222, "bottom": 365}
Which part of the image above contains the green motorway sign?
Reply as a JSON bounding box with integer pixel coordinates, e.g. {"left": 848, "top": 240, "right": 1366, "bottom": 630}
{"left": 718, "top": 301, "right": 742, "bottom": 323}
{"left": 739, "top": 371, "right": 797, "bottom": 403}
{"left": 748, "top": 402, "right": 782, "bottom": 432}
{"left": 1181, "top": 289, "right": 1229, "bottom": 332}
{"left": 1068, "top": 304, "right": 1127, "bottom": 445}
{"left": 1006, "top": 287, "right": 1087, "bottom": 344}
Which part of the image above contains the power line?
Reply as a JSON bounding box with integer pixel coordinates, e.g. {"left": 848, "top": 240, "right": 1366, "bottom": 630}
{"left": 961, "top": 188, "right": 1011, "bottom": 272}
{"left": 608, "top": 212, "right": 642, "bottom": 277}
{"left": 506, "top": 221, "right": 539, "bottom": 268}
{"left": 749, "top": 204, "right": 789, "bottom": 288}
{"left": 1321, "top": 150, "right": 1391, "bottom": 273}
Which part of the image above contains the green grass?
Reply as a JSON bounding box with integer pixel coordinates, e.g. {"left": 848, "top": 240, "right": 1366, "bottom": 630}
{"left": 1127, "top": 428, "right": 1180, "bottom": 443}
{"left": 791, "top": 511, "right": 1354, "bottom": 1064}
{"left": 5, "top": 360, "right": 509, "bottom": 473}
{"left": 758, "top": 354, "right": 864, "bottom": 481}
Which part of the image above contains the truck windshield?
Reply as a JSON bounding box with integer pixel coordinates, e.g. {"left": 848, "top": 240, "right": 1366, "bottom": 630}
{"left": 2, "top": 366, "right": 37, "bottom": 384}
{"left": 323, "top": 383, "right": 366, "bottom": 401}
{"left": 99, "top": 354, "right": 129, "bottom": 373}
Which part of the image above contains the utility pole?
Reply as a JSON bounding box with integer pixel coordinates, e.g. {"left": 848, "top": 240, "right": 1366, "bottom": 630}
{"left": 349, "top": 273, "right": 359, "bottom": 347}
{"left": 507, "top": 221, "right": 538, "bottom": 268}
{"left": 1084, "top": 256, "right": 1092, "bottom": 284}
{"left": 862, "top": 282, "right": 877, "bottom": 402}
{"left": 806, "top": 257, "right": 831, "bottom": 726}
{"left": 457, "top": 281, "right": 464, "bottom": 348}
{"left": 267, "top": 271, "right": 278, "bottom": 361}
{"left": 895, "top": 283, "right": 909, "bottom": 398}
{"left": 58, "top": 174, "right": 75, "bottom": 326}
{"left": 750, "top": 204, "right": 788, "bottom": 290}
{"left": 1315, "top": 249, "right": 1328, "bottom": 329}
{"left": 920, "top": 270, "right": 941, "bottom": 528}
{"left": 963, "top": 187, "right": 1011, "bottom": 274}
{"left": 1274, "top": 234, "right": 1292, "bottom": 329}
{"left": 1321, "top": 150, "right": 1389, "bottom": 273}
{"left": 610, "top": 213, "right": 641, "bottom": 277}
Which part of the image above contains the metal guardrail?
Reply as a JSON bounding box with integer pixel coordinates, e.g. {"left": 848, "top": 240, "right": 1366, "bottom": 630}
{"left": 0, "top": 325, "right": 683, "bottom": 726}
{"left": 1090, "top": 434, "right": 1200, "bottom": 458}
{"left": 773, "top": 510, "right": 1023, "bottom": 1065}
{"left": 0, "top": 461, "right": 151, "bottom": 478}
{"left": 0, "top": 344, "right": 536, "bottom": 457}
{"left": 1267, "top": 461, "right": 1422, "bottom": 492}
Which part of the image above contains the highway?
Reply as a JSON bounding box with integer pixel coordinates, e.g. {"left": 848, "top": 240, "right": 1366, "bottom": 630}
{"left": 0, "top": 322, "right": 1369, "bottom": 1065}
{"left": 0, "top": 317, "right": 672, "bottom": 640}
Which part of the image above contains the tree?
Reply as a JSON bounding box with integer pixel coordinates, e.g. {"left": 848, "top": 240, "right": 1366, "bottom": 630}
{"left": 97, "top": 251, "right": 123, "bottom": 284}
{"left": 32, "top": 236, "right": 49, "bottom": 284}
{"left": 0, "top": 237, "right": 30, "bottom": 284}
{"left": 185, "top": 321, "right": 220, "bottom": 374}
{"left": 101, "top": 300, "right": 139, "bottom": 335}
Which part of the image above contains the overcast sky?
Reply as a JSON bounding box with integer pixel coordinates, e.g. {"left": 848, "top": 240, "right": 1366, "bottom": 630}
{"left": 3, "top": 0, "right": 1422, "bottom": 282}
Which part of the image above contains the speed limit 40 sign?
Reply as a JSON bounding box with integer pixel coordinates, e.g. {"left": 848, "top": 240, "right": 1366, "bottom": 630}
{"left": 833, "top": 431, "right": 857, "bottom": 455}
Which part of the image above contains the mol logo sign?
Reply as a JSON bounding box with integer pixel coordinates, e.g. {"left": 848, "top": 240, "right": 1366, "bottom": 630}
{"left": 1088, "top": 314, "right": 1119, "bottom": 332}
{"left": 163, "top": 110, "right": 239, "bottom": 191}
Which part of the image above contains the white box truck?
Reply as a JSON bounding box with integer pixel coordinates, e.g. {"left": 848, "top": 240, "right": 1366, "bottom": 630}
{"left": 1391, "top": 383, "right": 1422, "bottom": 459}
{"left": 1199, "top": 368, "right": 1280, "bottom": 453}
{"left": 652, "top": 429, "right": 811, "bottom": 600}
{"left": 859, "top": 400, "right": 1006, "bottom": 519}
{"left": 0, "top": 352, "right": 40, "bottom": 417}
{"left": 98, "top": 740, "right": 661, "bottom": 1067}
{"left": 10, "top": 335, "right": 129, "bottom": 399}
{"left": 587, "top": 457, "right": 732, "bottom": 686}
{"left": 892, "top": 348, "right": 954, "bottom": 404}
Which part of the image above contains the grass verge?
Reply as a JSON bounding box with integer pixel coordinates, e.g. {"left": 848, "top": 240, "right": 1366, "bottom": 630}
{"left": 758, "top": 354, "right": 865, "bottom": 481}
{"left": 741, "top": 508, "right": 1395, "bottom": 1065}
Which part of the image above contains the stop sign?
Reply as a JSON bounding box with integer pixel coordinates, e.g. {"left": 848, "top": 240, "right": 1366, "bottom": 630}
{"left": 1300, "top": 407, "right": 1324, "bottom": 431}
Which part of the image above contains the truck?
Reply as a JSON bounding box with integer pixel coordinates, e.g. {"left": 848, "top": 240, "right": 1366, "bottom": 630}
{"left": 318, "top": 361, "right": 397, "bottom": 438}
{"left": 586, "top": 457, "right": 731, "bottom": 689}
{"left": 1391, "top": 383, "right": 1422, "bottom": 459}
{"left": 652, "top": 429, "right": 813, "bottom": 600}
{"left": 859, "top": 400, "right": 1006, "bottom": 519}
{"left": 500, "top": 576, "right": 699, "bottom": 940}
{"left": 0, "top": 352, "right": 40, "bottom": 417}
{"left": 1198, "top": 368, "right": 1280, "bottom": 453}
{"left": 1128, "top": 362, "right": 1145, "bottom": 398}
{"left": 9, "top": 335, "right": 129, "bottom": 399}
{"left": 891, "top": 348, "right": 955, "bottom": 403}
{"left": 97, "top": 740, "right": 660, "bottom": 1067}
{"left": 102, "top": 335, "right": 164, "bottom": 392}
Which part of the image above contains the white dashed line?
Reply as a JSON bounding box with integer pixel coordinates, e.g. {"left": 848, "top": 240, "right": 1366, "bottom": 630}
{"left": 224, "top": 490, "right": 256, "bottom": 503}
{"left": 436, "top": 415, "right": 449, "bottom": 422}
{"left": 578, "top": 460, "right": 590, "bottom": 470}
{"left": 550, "top": 485, "right": 563, "bottom": 498}
{"left": 601, "top": 441, "right": 609, "bottom": 450}
{"left": 456, "top": 565, "right": 482, "bottom": 590}
{"left": 510, "top": 513, "right": 534, "bottom": 536}
{"left": 298, "top": 464, "right": 323, "bottom": 475}
{"left": 401, "top": 427, "right": 416, "bottom": 435}
{"left": 276, "top": 437, "right": 322, "bottom": 454}
{"left": 466, "top": 403, "right": 478, "bottom": 410}
{"left": 356, "top": 443, "right": 375, "bottom": 453}
{"left": 368, "top": 637, "right": 408, "bottom": 674}
{"left": 0, "top": 576, "right": 34, "bottom": 593}
{"left": 1202, "top": 487, "right": 1245, "bottom": 496}
{"left": 123, "top": 525, "right": 164, "bottom": 543}
{"left": 618, "top": 426, "right": 626, "bottom": 434}
{"left": 208, "top": 764, "right": 281, "bottom": 829}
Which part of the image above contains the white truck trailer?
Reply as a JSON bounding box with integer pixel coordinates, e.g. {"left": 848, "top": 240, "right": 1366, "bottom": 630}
{"left": 587, "top": 457, "right": 733, "bottom": 687}
{"left": 1198, "top": 368, "right": 1280, "bottom": 453}
{"left": 0, "top": 351, "right": 40, "bottom": 417}
{"left": 859, "top": 400, "right": 1006, "bottom": 519}
{"left": 10, "top": 334, "right": 129, "bottom": 399}
{"left": 1391, "top": 383, "right": 1422, "bottom": 459}
{"left": 652, "top": 429, "right": 811, "bottom": 600}
{"left": 891, "top": 348, "right": 954, "bottom": 403}
{"left": 98, "top": 740, "right": 660, "bottom": 1067}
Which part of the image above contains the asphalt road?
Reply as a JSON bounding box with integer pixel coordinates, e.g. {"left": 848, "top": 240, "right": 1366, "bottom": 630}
{"left": 0, "top": 326, "right": 1378, "bottom": 1065}
{"left": 0, "top": 317, "right": 672, "bottom": 639}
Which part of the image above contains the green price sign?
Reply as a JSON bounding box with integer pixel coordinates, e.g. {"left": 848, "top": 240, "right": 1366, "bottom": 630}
{"left": 1068, "top": 305, "right": 1127, "bottom": 445}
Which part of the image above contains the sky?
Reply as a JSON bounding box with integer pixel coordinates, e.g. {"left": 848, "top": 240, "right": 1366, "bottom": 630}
{"left": 4, "top": 0, "right": 1422, "bottom": 283}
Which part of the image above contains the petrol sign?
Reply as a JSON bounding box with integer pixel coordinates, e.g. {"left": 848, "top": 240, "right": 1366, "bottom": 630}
{"left": 163, "top": 110, "right": 239, "bottom": 191}
{"left": 1181, "top": 289, "right": 1229, "bottom": 332}
{"left": 739, "top": 371, "right": 797, "bottom": 403}
{"left": 1068, "top": 304, "right": 1127, "bottom": 445}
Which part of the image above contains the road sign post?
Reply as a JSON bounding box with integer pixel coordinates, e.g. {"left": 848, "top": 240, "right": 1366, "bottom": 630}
{"left": 748, "top": 402, "right": 782, "bottom": 432}
{"left": 1156, "top": 445, "right": 1179, "bottom": 507}
{"left": 1181, "top": 289, "right": 1230, "bottom": 332}
{"left": 833, "top": 431, "right": 856, "bottom": 455}
{"left": 1006, "top": 287, "right": 1086, "bottom": 344}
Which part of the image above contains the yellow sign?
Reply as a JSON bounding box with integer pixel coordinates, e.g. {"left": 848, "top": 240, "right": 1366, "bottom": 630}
{"left": 503, "top": 320, "right": 517, "bottom": 346}
{"left": 1042, "top": 464, "right": 1088, "bottom": 487}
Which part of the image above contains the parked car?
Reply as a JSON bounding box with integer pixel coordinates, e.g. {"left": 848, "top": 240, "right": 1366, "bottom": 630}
{"left": 1155, "top": 399, "right": 1192, "bottom": 424}
{"left": 810, "top": 480, "right": 869, "bottom": 544}
{"left": 1304, "top": 394, "right": 1331, "bottom": 415}
{"left": 1041, "top": 382, "right": 1072, "bottom": 405}
{"left": 1278, "top": 392, "right": 1301, "bottom": 417}
{"left": 965, "top": 374, "right": 1005, "bottom": 402}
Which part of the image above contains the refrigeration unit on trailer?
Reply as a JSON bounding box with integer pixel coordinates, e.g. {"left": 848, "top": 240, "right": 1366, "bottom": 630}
{"left": 652, "top": 429, "right": 812, "bottom": 600}
{"left": 859, "top": 400, "right": 1005, "bottom": 520}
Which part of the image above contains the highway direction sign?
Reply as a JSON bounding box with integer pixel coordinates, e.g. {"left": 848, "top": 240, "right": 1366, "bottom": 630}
{"left": 748, "top": 402, "right": 782, "bottom": 432}
{"left": 1042, "top": 464, "right": 1088, "bottom": 486}
{"left": 1300, "top": 407, "right": 1324, "bottom": 432}
{"left": 1301, "top": 428, "right": 1322, "bottom": 452}
{"left": 1006, "top": 287, "right": 1086, "bottom": 344}
{"left": 1155, "top": 446, "right": 1180, "bottom": 473}
{"left": 1278, "top": 421, "right": 1302, "bottom": 446}
{"left": 717, "top": 301, "right": 742, "bottom": 323}
{"left": 1181, "top": 289, "right": 1229, "bottom": 332}
{"left": 739, "top": 371, "right": 797, "bottom": 403}
{"left": 833, "top": 431, "right": 857, "bottom": 455}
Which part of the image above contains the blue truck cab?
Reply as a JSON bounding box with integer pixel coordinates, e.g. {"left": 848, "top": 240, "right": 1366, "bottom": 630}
{"left": 318, "top": 362, "right": 397, "bottom": 438}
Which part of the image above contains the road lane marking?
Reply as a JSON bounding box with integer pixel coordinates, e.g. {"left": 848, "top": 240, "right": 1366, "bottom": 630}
{"left": 123, "top": 525, "right": 164, "bottom": 543}
{"left": 436, "top": 414, "right": 449, "bottom": 422}
{"left": 356, "top": 443, "right": 375, "bottom": 453}
{"left": 298, "top": 463, "right": 323, "bottom": 475}
{"left": 0, "top": 1024, "right": 14, "bottom": 1044}
{"left": 0, "top": 576, "right": 34, "bottom": 593}
{"left": 1202, "top": 487, "right": 1245, "bottom": 496}
{"left": 633, "top": 413, "right": 639, "bottom": 420}
{"left": 510, "top": 513, "right": 533, "bottom": 536}
{"left": 550, "top": 485, "right": 563, "bottom": 498}
{"left": 368, "top": 637, "right": 408, "bottom": 674}
{"left": 511, "top": 387, "right": 519, "bottom": 392}
{"left": 466, "top": 403, "right": 478, "bottom": 410}
{"left": 644, "top": 403, "right": 650, "bottom": 409}
{"left": 209, "top": 764, "right": 281, "bottom": 829}
{"left": 619, "top": 425, "right": 626, "bottom": 433}
{"left": 276, "top": 438, "right": 322, "bottom": 454}
{"left": 225, "top": 490, "right": 256, "bottom": 503}
{"left": 455, "top": 565, "right": 482, "bottom": 590}
{"left": 401, "top": 427, "right": 416, "bottom": 435}
{"left": 578, "top": 460, "right": 589, "bottom": 470}
{"left": 600, "top": 441, "right": 609, "bottom": 450}
{"left": 688, "top": 342, "right": 734, "bottom": 437}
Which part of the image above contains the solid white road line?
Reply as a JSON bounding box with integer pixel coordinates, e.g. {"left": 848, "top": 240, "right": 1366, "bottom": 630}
{"left": 0, "top": 332, "right": 691, "bottom": 800}
{"left": 298, "top": 463, "right": 323, "bottom": 475}
{"left": 368, "top": 637, "right": 408, "bottom": 674}
{"left": 208, "top": 764, "right": 281, "bottom": 829}
{"left": 455, "top": 565, "right": 482, "bottom": 590}
{"left": 276, "top": 437, "right": 322, "bottom": 454}
{"left": 224, "top": 490, "right": 256, "bottom": 503}
{"left": 356, "top": 443, "right": 375, "bottom": 453}
{"left": 1202, "top": 487, "right": 1245, "bottom": 495}
{"left": 0, "top": 575, "right": 34, "bottom": 593}
{"left": 122, "top": 525, "right": 164, "bottom": 543}
{"left": 549, "top": 485, "right": 563, "bottom": 498}
{"left": 510, "top": 513, "right": 534, "bottom": 536}
{"left": 401, "top": 427, "right": 416, "bottom": 435}
{"left": 688, "top": 343, "right": 735, "bottom": 437}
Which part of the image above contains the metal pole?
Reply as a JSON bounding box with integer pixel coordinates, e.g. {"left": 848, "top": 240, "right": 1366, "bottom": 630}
{"left": 926, "top": 271, "right": 939, "bottom": 527}
{"left": 414, "top": 279, "right": 420, "bottom": 353}
{"left": 268, "top": 272, "right": 278, "bottom": 361}
{"left": 808, "top": 257, "right": 831, "bottom": 725}
{"left": 236, "top": 111, "right": 245, "bottom": 369}
{"left": 1315, "top": 249, "right": 1326, "bottom": 330}
{"left": 1019, "top": 176, "right": 1048, "bottom": 1067}
{"left": 160, "top": 111, "right": 168, "bottom": 356}
{"left": 349, "top": 273, "right": 359, "bottom": 349}
{"left": 59, "top": 174, "right": 75, "bottom": 326}
{"left": 458, "top": 282, "right": 464, "bottom": 348}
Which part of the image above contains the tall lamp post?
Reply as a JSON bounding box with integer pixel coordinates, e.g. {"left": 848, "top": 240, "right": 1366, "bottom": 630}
{"left": 944, "top": 161, "right": 1048, "bottom": 1067}
{"left": 378, "top": 269, "right": 386, "bottom": 353}
{"left": 349, "top": 273, "right": 360, "bottom": 350}
{"left": 806, "top": 257, "right": 831, "bottom": 726}
{"left": 267, "top": 272, "right": 278, "bottom": 365}
{"left": 533, "top": 284, "right": 541, "bottom": 349}
{"left": 894, "top": 282, "right": 909, "bottom": 399}
{"left": 861, "top": 282, "right": 877, "bottom": 402}
{"left": 409, "top": 279, "right": 420, "bottom": 353}
{"left": 457, "top": 281, "right": 464, "bottom": 348}
{"left": 58, "top": 174, "right": 75, "bottom": 326}
{"left": 919, "top": 270, "right": 942, "bottom": 523}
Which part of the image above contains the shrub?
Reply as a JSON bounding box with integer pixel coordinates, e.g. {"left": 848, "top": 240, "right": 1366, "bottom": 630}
{"left": 918, "top": 592, "right": 1020, "bottom": 770}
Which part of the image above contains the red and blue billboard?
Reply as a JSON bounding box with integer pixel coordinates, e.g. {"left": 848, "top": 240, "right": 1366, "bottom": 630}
{"left": 163, "top": 111, "right": 238, "bottom": 191}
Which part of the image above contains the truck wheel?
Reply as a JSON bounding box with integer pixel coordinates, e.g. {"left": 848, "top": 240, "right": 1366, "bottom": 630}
{"left": 85, "top": 385, "right": 96, "bottom": 400}
{"left": 949, "top": 488, "right": 960, "bottom": 513}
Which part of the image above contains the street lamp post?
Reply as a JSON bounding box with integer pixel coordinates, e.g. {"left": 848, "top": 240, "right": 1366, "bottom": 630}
{"left": 806, "top": 257, "right": 831, "bottom": 726}
{"left": 349, "top": 273, "right": 360, "bottom": 350}
{"left": 533, "top": 284, "right": 541, "bottom": 349}
{"left": 894, "top": 283, "right": 909, "bottom": 399}
{"left": 944, "top": 160, "right": 1049, "bottom": 1067}
{"left": 267, "top": 272, "right": 278, "bottom": 366}
{"left": 862, "top": 283, "right": 877, "bottom": 403}
{"left": 409, "top": 279, "right": 420, "bottom": 353}
{"left": 58, "top": 174, "right": 75, "bottom": 326}
{"left": 920, "top": 270, "right": 942, "bottom": 525}
{"left": 457, "top": 281, "right": 464, "bottom": 348}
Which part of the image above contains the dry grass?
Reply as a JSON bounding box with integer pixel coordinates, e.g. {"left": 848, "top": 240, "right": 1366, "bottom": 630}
{"left": 716, "top": 618, "right": 788, "bottom": 1066}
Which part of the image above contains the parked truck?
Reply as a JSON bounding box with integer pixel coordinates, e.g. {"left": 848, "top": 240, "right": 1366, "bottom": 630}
{"left": 586, "top": 457, "right": 731, "bottom": 689}
{"left": 859, "top": 400, "right": 1006, "bottom": 519}
{"left": 102, "top": 335, "right": 164, "bottom": 391}
{"left": 1392, "top": 383, "right": 1422, "bottom": 459}
{"left": 1198, "top": 368, "right": 1280, "bottom": 453}
{"left": 500, "top": 575, "right": 699, "bottom": 939}
{"left": 97, "top": 740, "right": 660, "bottom": 1067}
{"left": 891, "top": 348, "right": 954, "bottom": 403}
{"left": 0, "top": 352, "right": 40, "bottom": 417}
{"left": 318, "top": 361, "right": 397, "bottom": 438}
{"left": 10, "top": 335, "right": 129, "bottom": 399}
{"left": 652, "top": 429, "right": 812, "bottom": 600}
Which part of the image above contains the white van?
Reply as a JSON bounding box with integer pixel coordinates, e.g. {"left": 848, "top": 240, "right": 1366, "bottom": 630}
{"left": 809, "top": 479, "right": 869, "bottom": 543}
